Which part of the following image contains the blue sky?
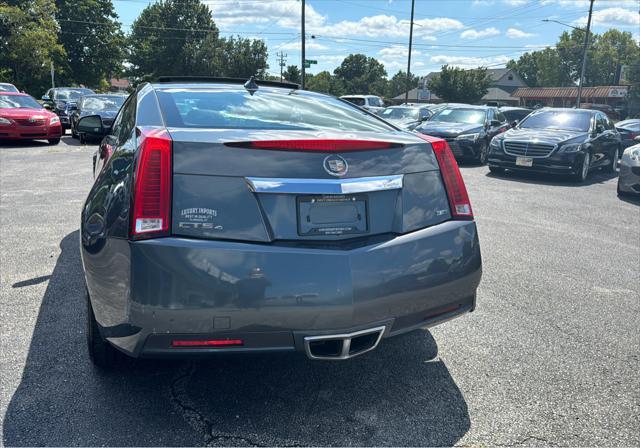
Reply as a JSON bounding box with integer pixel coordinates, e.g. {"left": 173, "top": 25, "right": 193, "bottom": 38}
{"left": 113, "top": 0, "right": 640, "bottom": 77}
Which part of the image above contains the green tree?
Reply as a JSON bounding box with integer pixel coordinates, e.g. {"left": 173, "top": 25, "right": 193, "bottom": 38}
{"left": 306, "top": 70, "right": 342, "bottom": 95}
{"left": 218, "top": 36, "right": 268, "bottom": 78}
{"left": 127, "top": 0, "right": 221, "bottom": 80}
{"left": 507, "top": 48, "right": 572, "bottom": 87}
{"left": 0, "top": 0, "right": 66, "bottom": 95}
{"left": 386, "top": 70, "right": 419, "bottom": 98}
{"left": 55, "top": 0, "right": 126, "bottom": 88}
{"left": 127, "top": 0, "right": 267, "bottom": 81}
{"left": 509, "top": 29, "right": 639, "bottom": 88}
{"left": 283, "top": 65, "right": 300, "bottom": 84}
{"left": 426, "top": 65, "right": 491, "bottom": 104}
{"left": 333, "top": 54, "right": 387, "bottom": 95}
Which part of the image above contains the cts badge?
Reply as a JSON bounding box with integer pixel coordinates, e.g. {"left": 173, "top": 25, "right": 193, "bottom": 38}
{"left": 323, "top": 154, "right": 348, "bottom": 177}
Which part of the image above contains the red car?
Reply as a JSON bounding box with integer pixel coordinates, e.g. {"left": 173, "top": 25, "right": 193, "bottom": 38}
{"left": 0, "top": 92, "right": 62, "bottom": 144}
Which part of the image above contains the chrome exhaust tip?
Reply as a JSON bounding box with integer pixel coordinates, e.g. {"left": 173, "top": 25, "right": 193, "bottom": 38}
{"left": 304, "top": 326, "right": 386, "bottom": 360}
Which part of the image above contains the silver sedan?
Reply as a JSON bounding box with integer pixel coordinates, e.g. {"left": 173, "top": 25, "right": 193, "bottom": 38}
{"left": 617, "top": 142, "right": 640, "bottom": 197}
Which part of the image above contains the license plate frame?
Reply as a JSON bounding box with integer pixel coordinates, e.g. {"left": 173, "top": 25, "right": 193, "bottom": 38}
{"left": 516, "top": 156, "right": 533, "bottom": 167}
{"left": 297, "top": 194, "right": 368, "bottom": 236}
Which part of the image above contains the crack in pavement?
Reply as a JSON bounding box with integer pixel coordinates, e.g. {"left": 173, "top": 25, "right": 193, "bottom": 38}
{"left": 168, "top": 361, "right": 302, "bottom": 447}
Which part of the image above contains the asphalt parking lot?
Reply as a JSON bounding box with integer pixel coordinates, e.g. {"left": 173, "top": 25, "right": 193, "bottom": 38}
{"left": 1, "top": 136, "right": 638, "bottom": 447}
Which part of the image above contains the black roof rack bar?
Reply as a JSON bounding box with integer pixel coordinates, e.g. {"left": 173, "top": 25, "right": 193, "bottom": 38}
{"left": 155, "top": 76, "right": 299, "bottom": 89}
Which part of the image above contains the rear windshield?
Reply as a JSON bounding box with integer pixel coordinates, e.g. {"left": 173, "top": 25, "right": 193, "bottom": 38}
{"left": 519, "top": 110, "right": 592, "bottom": 132}
{"left": 342, "top": 97, "right": 365, "bottom": 106}
{"left": 502, "top": 109, "right": 530, "bottom": 122}
{"left": 55, "top": 89, "right": 92, "bottom": 101}
{"left": 156, "top": 88, "right": 395, "bottom": 132}
{"left": 0, "top": 94, "right": 42, "bottom": 109}
{"left": 82, "top": 96, "right": 125, "bottom": 111}
{"left": 431, "top": 108, "right": 486, "bottom": 125}
{"left": 0, "top": 84, "right": 19, "bottom": 93}
{"left": 380, "top": 107, "right": 419, "bottom": 120}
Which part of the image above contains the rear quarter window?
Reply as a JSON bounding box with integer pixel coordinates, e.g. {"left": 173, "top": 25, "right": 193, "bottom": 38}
{"left": 156, "top": 88, "right": 394, "bottom": 132}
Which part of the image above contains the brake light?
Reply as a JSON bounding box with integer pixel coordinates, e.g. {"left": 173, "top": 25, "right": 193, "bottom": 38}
{"left": 418, "top": 134, "right": 473, "bottom": 220}
{"left": 171, "top": 339, "right": 244, "bottom": 347}
{"left": 225, "top": 139, "right": 397, "bottom": 152}
{"left": 131, "top": 128, "right": 172, "bottom": 239}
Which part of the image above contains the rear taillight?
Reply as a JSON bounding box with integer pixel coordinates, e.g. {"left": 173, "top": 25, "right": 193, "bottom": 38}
{"left": 418, "top": 134, "right": 473, "bottom": 220}
{"left": 131, "top": 128, "right": 172, "bottom": 239}
{"left": 224, "top": 139, "right": 398, "bottom": 152}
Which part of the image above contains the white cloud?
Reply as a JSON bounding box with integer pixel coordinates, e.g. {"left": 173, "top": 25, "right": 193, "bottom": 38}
{"left": 279, "top": 41, "right": 328, "bottom": 51}
{"left": 506, "top": 28, "right": 536, "bottom": 38}
{"left": 204, "top": 1, "right": 463, "bottom": 40}
{"left": 377, "top": 45, "right": 424, "bottom": 71}
{"left": 460, "top": 27, "right": 500, "bottom": 39}
{"left": 430, "top": 54, "right": 512, "bottom": 69}
{"left": 573, "top": 7, "right": 640, "bottom": 28}
{"left": 542, "top": 0, "right": 637, "bottom": 7}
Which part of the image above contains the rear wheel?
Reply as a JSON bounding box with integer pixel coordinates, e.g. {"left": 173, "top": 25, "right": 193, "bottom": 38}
{"left": 477, "top": 140, "right": 489, "bottom": 165}
{"left": 48, "top": 138, "right": 60, "bottom": 145}
{"left": 606, "top": 146, "right": 619, "bottom": 173}
{"left": 488, "top": 166, "right": 504, "bottom": 174}
{"left": 571, "top": 152, "right": 590, "bottom": 183}
{"left": 86, "top": 289, "right": 122, "bottom": 369}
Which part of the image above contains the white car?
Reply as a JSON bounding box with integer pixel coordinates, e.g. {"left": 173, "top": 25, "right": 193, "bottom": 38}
{"left": 617, "top": 140, "right": 640, "bottom": 197}
{"left": 340, "top": 95, "right": 385, "bottom": 114}
{"left": 0, "top": 83, "right": 19, "bottom": 93}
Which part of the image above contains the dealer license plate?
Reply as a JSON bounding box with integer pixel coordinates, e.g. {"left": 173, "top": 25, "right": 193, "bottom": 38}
{"left": 516, "top": 156, "right": 533, "bottom": 167}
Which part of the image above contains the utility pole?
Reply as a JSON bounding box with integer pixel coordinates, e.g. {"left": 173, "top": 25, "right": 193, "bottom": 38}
{"left": 576, "top": 0, "right": 594, "bottom": 108}
{"left": 50, "top": 61, "right": 55, "bottom": 89}
{"left": 277, "top": 51, "right": 287, "bottom": 81}
{"left": 301, "top": 0, "right": 306, "bottom": 89}
{"left": 404, "top": 0, "right": 415, "bottom": 104}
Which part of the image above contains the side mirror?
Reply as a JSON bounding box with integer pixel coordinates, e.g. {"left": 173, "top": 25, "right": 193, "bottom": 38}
{"left": 42, "top": 95, "right": 50, "bottom": 101}
{"left": 77, "top": 115, "right": 106, "bottom": 138}
{"left": 491, "top": 119, "right": 502, "bottom": 127}
{"left": 510, "top": 120, "right": 519, "bottom": 127}
{"left": 595, "top": 124, "right": 605, "bottom": 134}
{"left": 42, "top": 103, "right": 53, "bottom": 110}
{"left": 634, "top": 135, "right": 640, "bottom": 142}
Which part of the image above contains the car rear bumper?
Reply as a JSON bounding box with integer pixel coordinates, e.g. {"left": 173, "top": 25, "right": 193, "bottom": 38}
{"left": 84, "top": 220, "right": 482, "bottom": 358}
{"left": 488, "top": 149, "right": 582, "bottom": 175}
{"left": 0, "top": 124, "right": 62, "bottom": 140}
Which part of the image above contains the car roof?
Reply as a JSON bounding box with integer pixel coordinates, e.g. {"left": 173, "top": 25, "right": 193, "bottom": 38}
{"left": 0, "top": 91, "right": 26, "bottom": 96}
{"left": 500, "top": 106, "right": 531, "bottom": 111}
{"left": 539, "top": 107, "right": 596, "bottom": 114}
{"left": 341, "top": 95, "right": 379, "bottom": 98}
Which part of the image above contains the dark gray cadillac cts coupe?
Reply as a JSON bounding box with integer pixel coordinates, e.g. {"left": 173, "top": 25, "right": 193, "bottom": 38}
{"left": 81, "top": 77, "right": 482, "bottom": 368}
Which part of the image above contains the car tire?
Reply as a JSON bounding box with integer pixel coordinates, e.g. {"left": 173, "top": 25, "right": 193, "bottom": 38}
{"left": 477, "top": 140, "right": 489, "bottom": 165}
{"left": 48, "top": 138, "right": 60, "bottom": 145}
{"left": 606, "top": 146, "right": 619, "bottom": 173}
{"left": 86, "top": 289, "right": 122, "bottom": 369}
{"left": 571, "top": 152, "right": 590, "bottom": 183}
{"left": 488, "top": 166, "right": 505, "bottom": 174}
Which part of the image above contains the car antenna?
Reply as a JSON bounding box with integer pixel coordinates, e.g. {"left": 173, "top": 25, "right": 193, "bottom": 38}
{"left": 244, "top": 76, "right": 259, "bottom": 95}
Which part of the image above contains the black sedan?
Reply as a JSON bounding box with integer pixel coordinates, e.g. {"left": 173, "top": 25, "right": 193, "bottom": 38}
{"left": 488, "top": 108, "right": 621, "bottom": 183}
{"left": 615, "top": 119, "right": 640, "bottom": 150}
{"left": 69, "top": 94, "right": 126, "bottom": 141}
{"left": 41, "top": 87, "right": 94, "bottom": 130}
{"left": 414, "top": 105, "right": 509, "bottom": 163}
